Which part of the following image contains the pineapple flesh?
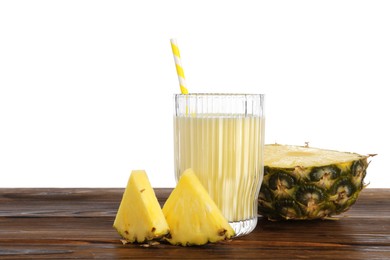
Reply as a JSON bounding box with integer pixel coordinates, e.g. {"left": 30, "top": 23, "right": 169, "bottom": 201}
{"left": 258, "top": 144, "right": 371, "bottom": 220}
{"left": 162, "top": 168, "right": 235, "bottom": 246}
{"left": 113, "top": 170, "right": 169, "bottom": 243}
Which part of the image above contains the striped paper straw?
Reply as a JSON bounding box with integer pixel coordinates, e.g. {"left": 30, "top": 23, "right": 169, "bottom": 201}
{"left": 170, "top": 38, "right": 189, "bottom": 94}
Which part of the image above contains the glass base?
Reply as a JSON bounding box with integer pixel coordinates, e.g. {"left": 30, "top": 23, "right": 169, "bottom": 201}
{"left": 229, "top": 216, "right": 258, "bottom": 237}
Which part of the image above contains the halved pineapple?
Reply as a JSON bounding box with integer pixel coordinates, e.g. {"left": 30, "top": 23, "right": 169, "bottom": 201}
{"left": 258, "top": 144, "right": 372, "bottom": 220}
{"left": 113, "top": 170, "right": 169, "bottom": 243}
{"left": 162, "top": 168, "right": 235, "bottom": 246}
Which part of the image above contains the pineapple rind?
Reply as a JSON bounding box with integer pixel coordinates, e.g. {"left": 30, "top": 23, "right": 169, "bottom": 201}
{"left": 162, "top": 169, "right": 235, "bottom": 246}
{"left": 258, "top": 144, "right": 370, "bottom": 220}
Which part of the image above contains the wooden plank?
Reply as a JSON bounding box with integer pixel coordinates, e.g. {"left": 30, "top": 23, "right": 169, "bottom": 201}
{"left": 0, "top": 188, "right": 171, "bottom": 217}
{"left": 0, "top": 188, "right": 389, "bottom": 259}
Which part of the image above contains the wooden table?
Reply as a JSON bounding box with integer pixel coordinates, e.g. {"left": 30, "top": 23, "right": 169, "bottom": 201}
{"left": 0, "top": 188, "right": 389, "bottom": 259}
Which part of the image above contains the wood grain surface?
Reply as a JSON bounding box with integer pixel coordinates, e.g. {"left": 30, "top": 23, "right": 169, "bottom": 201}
{"left": 0, "top": 188, "right": 389, "bottom": 259}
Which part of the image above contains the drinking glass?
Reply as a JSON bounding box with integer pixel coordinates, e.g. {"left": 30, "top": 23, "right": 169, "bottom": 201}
{"left": 174, "top": 93, "right": 265, "bottom": 236}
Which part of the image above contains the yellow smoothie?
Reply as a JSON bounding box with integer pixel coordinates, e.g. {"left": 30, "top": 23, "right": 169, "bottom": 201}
{"left": 174, "top": 115, "right": 264, "bottom": 222}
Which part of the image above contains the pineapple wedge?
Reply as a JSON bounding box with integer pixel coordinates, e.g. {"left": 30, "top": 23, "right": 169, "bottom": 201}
{"left": 113, "top": 170, "right": 169, "bottom": 243}
{"left": 162, "top": 168, "right": 235, "bottom": 246}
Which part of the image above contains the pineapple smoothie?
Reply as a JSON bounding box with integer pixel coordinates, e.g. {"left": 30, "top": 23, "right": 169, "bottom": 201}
{"left": 174, "top": 94, "right": 265, "bottom": 236}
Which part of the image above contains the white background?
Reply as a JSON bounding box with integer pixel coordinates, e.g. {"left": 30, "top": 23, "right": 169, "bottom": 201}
{"left": 0, "top": 0, "right": 389, "bottom": 188}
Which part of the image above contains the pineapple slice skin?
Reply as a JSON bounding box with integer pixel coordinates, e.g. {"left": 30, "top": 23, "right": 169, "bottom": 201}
{"left": 113, "top": 170, "right": 170, "bottom": 243}
{"left": 258, "top": 144, "right": 371, "bottom": 220}
{"left": 162, "top": 169, "right": 235, "bottom": 246}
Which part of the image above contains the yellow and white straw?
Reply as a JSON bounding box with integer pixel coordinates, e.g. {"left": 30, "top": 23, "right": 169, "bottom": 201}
{"left": 170, "top": 38, "right": 189, "bottom": 94}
